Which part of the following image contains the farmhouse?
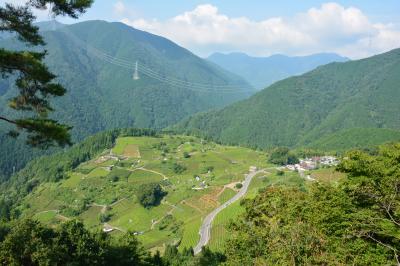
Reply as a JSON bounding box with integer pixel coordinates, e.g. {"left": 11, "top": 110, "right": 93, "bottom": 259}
{"left": 286, "top": 156, "right": 339, "bottom": 172}
{"left": 103, "top": 224, "right": 114, "bottom": 233}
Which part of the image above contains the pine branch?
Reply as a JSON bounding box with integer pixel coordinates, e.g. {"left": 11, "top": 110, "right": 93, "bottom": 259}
{"left": 0, "top": 115, "right": 17, "bottom": 125}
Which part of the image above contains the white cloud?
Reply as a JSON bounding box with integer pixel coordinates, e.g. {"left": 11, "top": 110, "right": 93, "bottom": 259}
{"left": 119, "top": 3, "right": 400, "bottom": 59}
{"left": 113, "top": 1, "right": 138, "bottom": 21}
{"left": 113, "top": 1, "right": 126, "bottom": 16}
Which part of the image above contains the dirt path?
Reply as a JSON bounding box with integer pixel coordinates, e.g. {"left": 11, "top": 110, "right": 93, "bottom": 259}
{"left": 215, "top": 186, "right": 227, "bottom": 197}
{"left": 36, "top": 209, "right": 59, "bottom": 215}
{"left": 151, "top": 201, "right": 180, "bottom": 229}
{"left": 92, "top": 203, "right": 107, "bottom": 214}
{"left": 137, "top": 167, "right": 169, "bottom": 180}
{"left": 56, "top": 214, "right": 71, "bottom": 221}
{"left": 34, "top": 209, "right": 71, "bottom": 222}
{"left": 116, "top": 165, "right": 169, "bottom": 180}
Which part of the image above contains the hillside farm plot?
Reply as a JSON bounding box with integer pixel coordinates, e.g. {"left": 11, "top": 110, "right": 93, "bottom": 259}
{"left": 123, "top": 144, "right": 141, "bottom": 158}
{"left": 209, "top": 201, "right": 244, "bottom": 252}
{"left": 209, "top": 169, "right": 305, "bottom": 252}
{"left": 20, "top": 135, "right": 268, "bottom": 251}
{"left": 307, "top": 167, "right": 346, "bottom": 184}
{"left": 217, "top": 188, "right": 236, "bottom": 204}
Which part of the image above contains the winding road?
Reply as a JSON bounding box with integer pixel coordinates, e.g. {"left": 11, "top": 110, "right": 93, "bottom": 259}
{"left": 193, "top": 169, "right": 264, "bottom": 254}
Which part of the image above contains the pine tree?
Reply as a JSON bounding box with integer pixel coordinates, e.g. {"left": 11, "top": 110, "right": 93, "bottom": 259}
{"left": 0, "top": 0, "right": 93, "bottom": 148}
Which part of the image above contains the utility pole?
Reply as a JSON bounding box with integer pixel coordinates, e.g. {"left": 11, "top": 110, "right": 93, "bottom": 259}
{"left": 133, "top": 61, "right": 140, "bottom": 80}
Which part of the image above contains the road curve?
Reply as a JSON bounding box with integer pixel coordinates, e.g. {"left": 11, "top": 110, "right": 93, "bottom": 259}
{"left": 193, "top": 169, "right": 264, "bottom": 254}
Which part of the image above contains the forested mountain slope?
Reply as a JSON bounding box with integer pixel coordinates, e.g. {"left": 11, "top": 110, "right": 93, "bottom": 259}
{"left": 175, "top": 48, "right": 400, "bottom": 150}
{"left": 208, "top": 52, "right": 348, "bottom": 89}
{"left": 0, "top": 20, "right": 253, "bottom": 179}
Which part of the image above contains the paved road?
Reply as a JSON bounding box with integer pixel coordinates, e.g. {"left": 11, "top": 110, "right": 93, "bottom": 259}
{"left": 193, "top": 169, "right": 264, "bottom": 254}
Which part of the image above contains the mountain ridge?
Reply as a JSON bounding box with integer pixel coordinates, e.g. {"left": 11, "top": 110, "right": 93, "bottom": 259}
{"left": 175, "top": 48, "right": 400, "bottom": 150}
{"left": 0, "top": 20, "right": 253, "bottom": 179}
{"left": 207, "top": 51, "right": 349, "bottom": 89}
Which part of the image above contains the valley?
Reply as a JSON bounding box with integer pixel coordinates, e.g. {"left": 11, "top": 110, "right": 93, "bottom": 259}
{"left": 208, "top": 52, "right": 348, "bottom": 89}
{"left": 19, "top": 135, "right": 292, "bottom": 252}
{"left": 0, "top": 20, "right": 254, "bottom": 179}
{"left": 175, "top": 48, "right": 400, "bottom": 151}
{"left": 15, "top": 133, "right": 339, "bottom": 253}
{"left": 1, "top": 1, "right": 400, "bottom": 264}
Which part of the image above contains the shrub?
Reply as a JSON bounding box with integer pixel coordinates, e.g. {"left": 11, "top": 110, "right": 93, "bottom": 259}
{"left": 201, "top": 166, "right": 214, "bottom": 174}
{"left": 172, "top": 163, "right": 186, "bottom": 174}
{"left": 268, "top": 147, "right": 299, "bottom": 165}
{"left": 136, "top": 183, "right": 167, "bottom": 208}
{"left": 235, "top": 183, "right": 243, "bottom": 189}
{"left": 99, "top": 213, "right": 111, "bottom": 223}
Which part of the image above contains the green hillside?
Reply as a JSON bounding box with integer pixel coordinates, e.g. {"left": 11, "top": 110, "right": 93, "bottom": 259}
{"left": 174, "top": 48, "right": 400, "bottom": 150}
{"left": 0, "top": 20, "right": 253, "bottom": 179}
{"left": 1, "top": 132, "right": 397, "bottom": 265}
{"left": 306, "top": 128, "right": 400, "bottom": 151}
{"left": 7, "top": 133, "right": 291, "bottom": 252}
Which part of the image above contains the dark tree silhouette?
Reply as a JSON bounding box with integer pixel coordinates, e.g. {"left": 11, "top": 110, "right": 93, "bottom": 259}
{"left": 0, "top": 0, "right": 93, "bottom": 148}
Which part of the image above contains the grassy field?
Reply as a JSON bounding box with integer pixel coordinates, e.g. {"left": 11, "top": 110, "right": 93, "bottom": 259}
{"left": 218, "top": 188, "right": 236, "bottom": 204}
{"left": 208, "top": 168, "right": 307, "bottom": 252}
{"left": 307, "top": 167, "right": 346, "bottom": 184}
{"left": 20, "top": 135, "right": 277, "bottom": 252}
{"left": 179, "top": 217, "right": 202, "bottom": 250}
{"left": 209, "top": 200, "right": 244, "bottom": 251}
{"left": 206, "top": 166, "right": 345, "bottom": 252}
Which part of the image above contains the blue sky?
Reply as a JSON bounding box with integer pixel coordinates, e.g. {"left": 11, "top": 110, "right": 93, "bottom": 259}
{"left": 72, "top": 0, "right": 400, "bottom": 25}
{"left": 2, "top": 1, "right": 400, "bottom": 58}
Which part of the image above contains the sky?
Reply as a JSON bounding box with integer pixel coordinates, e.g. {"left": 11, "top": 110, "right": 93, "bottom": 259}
{"left": 2, "top": 0, "right": 400, "bottom": 59}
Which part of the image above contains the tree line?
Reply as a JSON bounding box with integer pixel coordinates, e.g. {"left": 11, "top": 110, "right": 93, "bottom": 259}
{"left": 0, "top": 219, "right": 224, "bottom": 266}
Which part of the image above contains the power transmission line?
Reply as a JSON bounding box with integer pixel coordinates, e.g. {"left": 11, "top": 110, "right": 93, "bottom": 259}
{"left": 59, "top": 26, "right": 255, "bottom": 93}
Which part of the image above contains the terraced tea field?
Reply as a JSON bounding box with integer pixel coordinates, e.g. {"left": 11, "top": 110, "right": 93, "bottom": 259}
{"left": 20, "top": 135, "right": 279, "bottom": 251}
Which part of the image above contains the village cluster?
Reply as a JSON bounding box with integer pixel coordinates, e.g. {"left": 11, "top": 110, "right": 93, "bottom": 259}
{"left": 286, "top": 156, "right": 339, "bottom": 171}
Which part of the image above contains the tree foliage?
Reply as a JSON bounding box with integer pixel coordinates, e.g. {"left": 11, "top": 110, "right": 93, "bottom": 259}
{"left": 137, "top": 183, "right": 167, "bottom": 208}
{"left": 224, "top": 143, "right": 400, "bottom": 265}
{"left": 268, "top": 147, "right": 299, "bottom": 165}
{"left": 162, "top": 245, "right": 225, "bottom": 266}
{"left": 0, "top": 0, "right": 93, "bottom": 148}
{"left": 0, "top": 19, "right": 252, "bottom": 179}
{"left": 174, "top": 49, "right": 400, "bottom": 151}
{"left": 172, "top": 163, "right": 186, "bottom": 174}
{"left": 0, "top": 219, "right": 225, "bottom": 265}
{"left": 0, "top": 219, "right": 154, "bottom": 265}
{"left": 337, "top": 143, "right": 400, "bottom": 263}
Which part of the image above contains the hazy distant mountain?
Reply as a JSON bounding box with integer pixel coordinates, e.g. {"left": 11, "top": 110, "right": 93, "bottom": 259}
{"left": 208, "top": 52, "right": 349, "bottom": 89}
{"left": 36, "top": 20, "right": 66, "bottom": 31}
{"left": 0, "top": 20, "right": 65, "bottom": 40}
{"left": 175, "top": 48, "right": 400, "bottom": 151}
{"left": 0, "top": 20, "right": 253, "bottom": 179}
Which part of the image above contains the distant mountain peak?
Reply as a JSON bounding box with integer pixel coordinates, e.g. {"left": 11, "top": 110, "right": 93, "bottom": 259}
{"left": 207, "top": 52, "right": 348, "bottom": 89}
{"left": 176, "top": 48, "right": 400, "bottom": 151}
{"left": 0, "top": 19, "right": 253, "bottom": 178}
{"left": 35, "top": 20, "right": 65, "bottom": 31}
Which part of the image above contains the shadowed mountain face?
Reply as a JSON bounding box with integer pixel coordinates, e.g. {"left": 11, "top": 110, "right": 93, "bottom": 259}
{"left": 0, "top": 20, "right": 254, "bottom": 179}
{"left": 208, "top": 52, "right": 348, "bottom": 89}
{"left": 176, "top": 48, "right": 400, "bottom": 150}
